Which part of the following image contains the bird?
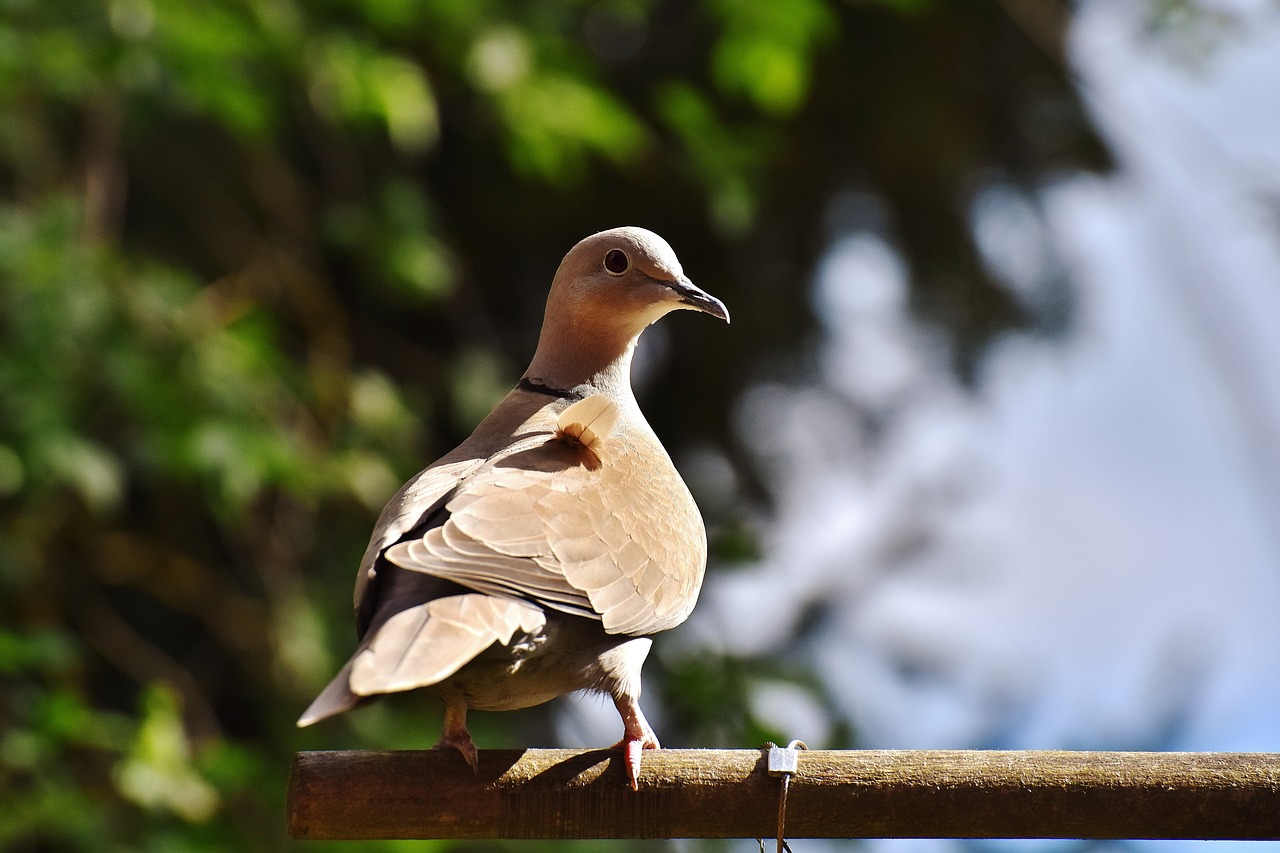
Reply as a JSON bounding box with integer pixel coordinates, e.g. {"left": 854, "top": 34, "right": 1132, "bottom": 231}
{"left": 297, "top": 226, "right": 729, "bottom": 790}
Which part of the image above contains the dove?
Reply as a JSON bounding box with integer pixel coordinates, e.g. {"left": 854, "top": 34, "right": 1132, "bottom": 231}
{"left": 298, "top": 226, "right": 728, "bottom": 789}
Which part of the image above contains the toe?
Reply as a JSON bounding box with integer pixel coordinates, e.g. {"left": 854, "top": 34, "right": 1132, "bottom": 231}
{"left": 612, "top": 732, "right": 659, "bottom": 790}
{"left": 434, "top": 733, "right": 479, "bottom": 773}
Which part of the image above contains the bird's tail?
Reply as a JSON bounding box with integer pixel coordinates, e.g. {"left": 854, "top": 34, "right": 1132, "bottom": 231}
{"left": 296, "top": 659, "right": 362, "bottom": 727}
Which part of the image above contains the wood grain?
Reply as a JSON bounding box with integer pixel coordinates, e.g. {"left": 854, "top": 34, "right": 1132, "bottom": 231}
{"left": 286, "top": 749, "right": 1280, "bottom": 840}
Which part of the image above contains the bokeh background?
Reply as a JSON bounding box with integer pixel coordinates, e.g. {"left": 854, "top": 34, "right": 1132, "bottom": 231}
{"left": 3, "top": 0, "right": 1279, "bottom": 850}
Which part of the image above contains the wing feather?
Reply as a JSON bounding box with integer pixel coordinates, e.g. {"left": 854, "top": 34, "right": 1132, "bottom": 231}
{"left": 349, "top": 594, "right": 546, "bottom": 695}
{"left": 377, "top": 394, "right": 707, "bottom": 637}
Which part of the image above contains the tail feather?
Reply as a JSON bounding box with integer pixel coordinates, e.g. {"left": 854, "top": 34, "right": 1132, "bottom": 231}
{"left": 297, "top": 593, "right": 548, "bottom": 726}
{"left": 296, "top": 659, "right": 361, "bottom": 727}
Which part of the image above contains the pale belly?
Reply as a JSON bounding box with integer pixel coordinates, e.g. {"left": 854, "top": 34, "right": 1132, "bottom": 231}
{"left": 427, "top": 612, "right": 648, "bottom": 712}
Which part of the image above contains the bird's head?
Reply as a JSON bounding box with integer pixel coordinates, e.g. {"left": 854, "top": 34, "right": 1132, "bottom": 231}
{"left": 527, "top": 227, "right": 728, "bottom": 393}
{"left": 550, "top": 227, "right": 729, "bottom": 329}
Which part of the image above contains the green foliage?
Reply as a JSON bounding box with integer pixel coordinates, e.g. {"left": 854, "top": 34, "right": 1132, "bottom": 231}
{"left": 0, "top": 195, "right": 419, "bottom": 520}
{"left": 115, "top": 685, "right": 220, "bottom": 822}
{"left": 309, "top": 34, "right": 440, "bottom": 153}
{"left": 704, "top": 0, "right": 836, "bottom": 117}
{"left": 655, "top": 81, "right": 771, "bottom": 234}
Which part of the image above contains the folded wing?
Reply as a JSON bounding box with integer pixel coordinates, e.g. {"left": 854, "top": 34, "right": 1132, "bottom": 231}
{"left": 384, "top": 395, "right": 706, "bottom": 637}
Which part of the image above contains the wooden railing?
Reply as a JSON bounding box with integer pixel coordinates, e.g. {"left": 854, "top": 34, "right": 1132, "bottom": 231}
{"left": 287, "top": 749, "right": 1280, "bottom": 841}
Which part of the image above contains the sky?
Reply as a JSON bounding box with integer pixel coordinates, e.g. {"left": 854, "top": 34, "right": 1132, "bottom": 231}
{"left": 559, "top": 1, "right": 1280, "bottom": 849}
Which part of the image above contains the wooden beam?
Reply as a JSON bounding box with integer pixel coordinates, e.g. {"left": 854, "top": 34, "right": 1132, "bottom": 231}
{"left": 287, "top": 749, "right": 1280, "bottom": 841}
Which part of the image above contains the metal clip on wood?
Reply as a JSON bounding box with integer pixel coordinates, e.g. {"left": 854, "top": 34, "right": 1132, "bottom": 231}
{"left": 764, "top": 740, "right": 808, "bottom": 853}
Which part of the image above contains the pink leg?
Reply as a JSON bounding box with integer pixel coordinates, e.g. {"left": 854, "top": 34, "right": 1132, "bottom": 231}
{"left": 610, "top": 694, "right": 660, "bottom": 791}
{"left": 434, "top": 701, "right": 479, "bottom": 773}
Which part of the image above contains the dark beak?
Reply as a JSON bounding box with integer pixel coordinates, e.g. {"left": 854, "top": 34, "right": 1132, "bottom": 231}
{"left": 671, "top": 275, "right": 730, "bottom": 323}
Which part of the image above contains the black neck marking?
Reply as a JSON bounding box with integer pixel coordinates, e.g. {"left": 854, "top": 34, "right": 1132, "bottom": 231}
{"left": 517, "top": 377, "right": 583, "bottom": 400}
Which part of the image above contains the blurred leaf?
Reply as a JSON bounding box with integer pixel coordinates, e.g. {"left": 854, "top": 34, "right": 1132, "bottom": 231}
{"left": 0, "top": 629, "right": 78, "bottom": 676}
{"left": 378, "top": 181, "right": 455, "bottom": 297}
{"left": 655, "top": 81, "right": 770, "bottom": 233}
{"left": 196, "top": 738, "right": 267, "bottom": 795}
{"left": 468, "top": 25, "right": 533, "bottom": 92}
{"left": 327, "top": 183, "right": 456, "bottom": 301}
{"left": 495, "top": 71, "right": 650, "bottom": 183}
{"left": 704, "top": 0, "right": 836, "bottom": 116}
{"left": 38, "top": 433, "right": 126, "bottom": 512}
{"left": 348, "top": 370, "right": 419, "bottom": 443}
{"left": 307, "top": 35, "right": 439, "bottom": 152}
{"left": 450, "top": 348, "right": 511, "bottom": 432}
{"left": 114, "top": 684, "right": 220, "bottom": 823}
{"left": 147, "top": 0, "right": 282, "bottom": 135}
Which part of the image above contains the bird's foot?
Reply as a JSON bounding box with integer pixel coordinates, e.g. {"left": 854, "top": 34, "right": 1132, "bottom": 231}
{"left": 611, "top": 694, "right": 660, "bottom": 790}
{"left": 435, "top": 702, "right": 479, "bottom": 773}
{"left": 434, "top": 730, "right": 479, "bottom": 773}
{"left": 611, "top": 731, "right": 659, "bottom": 791}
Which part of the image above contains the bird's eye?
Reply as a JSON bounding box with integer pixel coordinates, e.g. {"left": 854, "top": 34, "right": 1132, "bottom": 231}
{"left": 603, "top": 249, "right": 630, "bottom": 275}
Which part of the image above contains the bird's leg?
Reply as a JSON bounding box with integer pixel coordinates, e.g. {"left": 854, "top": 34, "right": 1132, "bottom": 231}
{"left": 610, "top": 694, "right": 660, "bottom": 790}
{"left": 434, "top": 700, "right": 479, "bottom": 773}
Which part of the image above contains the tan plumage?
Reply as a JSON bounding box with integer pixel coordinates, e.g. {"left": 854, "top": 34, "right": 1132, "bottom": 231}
{"left": 554, "top": 394, "right": 620, "bottom": 470}
{"left": 298, "top": 226, "right": 728, "bottom": 789}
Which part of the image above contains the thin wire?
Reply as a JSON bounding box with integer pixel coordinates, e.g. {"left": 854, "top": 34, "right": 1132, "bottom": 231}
{"left": 776, "top": 740, "right": 807, "bottom": 853}
{"left": 776, "top": 773, "right": 794, "bottom": 853}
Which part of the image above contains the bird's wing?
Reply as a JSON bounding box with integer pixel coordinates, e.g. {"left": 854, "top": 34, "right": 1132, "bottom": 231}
{"left": 296, "top": 587, "right": 547, "bottom": 723}
{"left": 349, "top": 593, "right": 546, "bottom": 695}
{"left": 384, "top": 395, "right": 707, "bottom": 636}
{"left": 351, "top": 387, "right": 556, "bottom": 621}
{"left": 352, "top": 457, "right": 483, "bottom": 614}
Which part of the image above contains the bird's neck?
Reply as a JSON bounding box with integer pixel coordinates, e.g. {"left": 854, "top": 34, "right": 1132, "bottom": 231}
{"left": 522, "top": 318, "right": 639, "bottom": 400}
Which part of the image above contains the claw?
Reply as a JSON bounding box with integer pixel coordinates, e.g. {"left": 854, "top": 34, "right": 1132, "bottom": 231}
{"left": 611, "top": 733, "right": 659, "bottom": 790}
{"left": 434, "top": 701, "right": 479, "bottom": 774}
{"left": 434, "top": 730, "right": 479, "bottom": 773}
{"left": 612, "top": 694, "right": 659, "bottom": 790}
